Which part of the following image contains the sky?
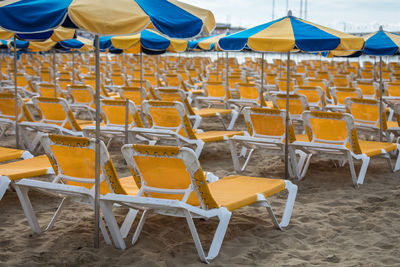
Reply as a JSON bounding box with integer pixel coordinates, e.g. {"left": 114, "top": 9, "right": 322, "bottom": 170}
{"left": 184, "top": 0, "right": 400, "bottom": 33}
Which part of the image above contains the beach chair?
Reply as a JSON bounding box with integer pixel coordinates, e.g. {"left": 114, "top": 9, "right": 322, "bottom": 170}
{"left": 384, "top": 82, "right": 400, "bottom": 100}
{"left": 228, "top": 83, "right": 265, "bottom": 109}
{"left": 294, "top": 86, "right": 325, "bottom": 110}
{"left": 345, "top": 97, "right": 398, "bottom": 140}
{"left": 195, "top": 81, "right": 231, "bottom": 108}
{"left": 228, "top": 107, "right": 309, "bottom": 175}
{"left": 0, "top": 92, "right": 35, "bottom": 138}
{"left": 155, "top": 88, "right": 238, "bottom": 130}
{"left": 354, "top": 80, "right": 378, "bottom": 99}
{"left": 290, "top": 111, "right": 400, "bottom": 186}
{"left": 119, "top": 86, "right": 147, "bottom": 108}
{"left": 268, "top": 93, "right": 309, "bottom": 123}
{"left": 100, "top": 144, "right": 297, "bottom": 263}
{"left": 325, "top": 87, "right": 362, "bottom": 111}
{"left": 19, "top": 97, "right": 93, "bottom": 151}
{"left": 13, "top": 134, "right": 139, "bottom": 241}
{"left": 67, "top": 85, "right": 96, "bottom": 120}
{"left": 129, "top": 101, "right": 244, "bottom": 158}
{"left": 82, "top": 99, "right": 144, "bottom": 145}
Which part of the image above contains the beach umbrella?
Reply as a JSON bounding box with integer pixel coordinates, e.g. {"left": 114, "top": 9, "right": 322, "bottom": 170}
{"left": 0, "top": 0, "right": 215, "bottom": 248}
{"left": 219, "top": 11, "right": 364, "bottom": 179}
{"left": 99, "top": 30, "right": 189, "bottom": 143}
{"left": 325, "top": 26, "right": 400, "bottom": 141}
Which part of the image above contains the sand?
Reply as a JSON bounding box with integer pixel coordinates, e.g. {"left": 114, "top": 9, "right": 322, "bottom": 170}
{"left": 1, "top": 116, "right": 400, "bottom": 266}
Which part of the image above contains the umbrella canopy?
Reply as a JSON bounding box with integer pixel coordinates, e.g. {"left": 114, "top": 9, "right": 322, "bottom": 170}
{"left": 99, "top": 29, "right": 187, "bottom": 54}
{"left": 218, "top": 12, "right": 364, "bottom": 52}
{"left": 0, "top": 0, "right": 215, "bottom": 38}
{"left": 218, "top": 11, "right": 365, "bottom": 179}
{"left": 327, "top": 26, "right": 400, "bottom": 57}
{"left": 189, "top": 32, "right": 228, "bottom": 51}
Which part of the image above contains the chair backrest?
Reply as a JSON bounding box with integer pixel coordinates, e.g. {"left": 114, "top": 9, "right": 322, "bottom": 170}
{"left": 119, "top": 86, "right": 146, "bottom": 107}
{"left": 332, "top": 75, "right": 350, "bottom": 87}
{"left": 236, "top": 83, "right": 260, "bottom": 101}
{"left": 302, "top": 111, "right": 362, "bottom": 154}
{"left": 32, "top": 96, "right": 83, "bottom": 131}
{"left": 0, "top": 92, "right": 33, "bottom": 122}
{"left": 269, "top": 93, "right": 309, "bottom": 116}
{"left": 142, "top": 100, "right": 196, "bottom": 140}
{"left": 154, "top": 88, "right": 197, "bottom": 116}
{"left": 67, "top": 85, "right": 95, "bottom": 108}
{"left": 122, "top": 144, "right": 217, "bottom": 209}
{"left": 344, "top": 98, "right": 386, "bottom": 130}
{"left": 243, "top": 107, "right": 296, "bottom": 143}
{"left": 294, "top": 86, "right": 325, "bottom": 108}
{"left": 385, "top": 82, "right": 400, "bottom": 97}
{"left": 101, "top": 99, "right": 144, "bottom": 128}
{"left": 276, "top": 78, "right": 296, "bottom": 92}
{"left": 164, "top": 74, "right": 182, "bottom": 88}
{"left": 37, "top": 83, "right": 62, "bottom": 98}
{"left": 330, "top": 87, "right": 362, "bottom": 105}
{"left": 41, "top": 134, "right": 127, "bottom": 194}
{"left": 204, "top": 81, "right": 230, "bottom": 99}
{"left": 355, "top": 80, "right": 377, "bottom": 98}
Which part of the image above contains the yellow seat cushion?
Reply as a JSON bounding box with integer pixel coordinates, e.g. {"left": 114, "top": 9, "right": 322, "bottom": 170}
{"left": 194, "top": 108, "right": 232, "bottom": 117}
{"left": 387, "top": 121, "right": 399, "bottom": 128}
{"left": 195, "top": 130, "right": 244, "bottom": 142}
{"left": 206, "top": 175, "right": 286, "bottom": 211}
{"left": 0, "top": 155, "right": 52, "bottom": 180}
{"left": 295, "top": 134, "right": 310, "bottom": 142}
{"left": 358, "top": 140, "right": 398, "bottom": 157}
{"left": 0, "top": 147, "right": 25, "bottom": 162}
{"left": 100, "top": 176, "right": 139, "bottom": 195}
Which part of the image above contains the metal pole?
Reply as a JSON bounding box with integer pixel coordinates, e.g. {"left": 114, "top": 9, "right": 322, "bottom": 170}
{"left": 272, "top": 0, "right": 275, "bottom": 20}
{"left": 140, "top": 49, "right": 144, "bottom": 108}
{"left": 284, "top": 52, "right": 290, "bottom": 180}
{"left": 93, "top": 34, "right": 101, "bottom": 249}
{"left": 300, "top": 0, "right": 303, "bottom": 18}
{"left": 379, "top": 56, "right": 383, "bottom": 142}
{"left": 225, "top": 51, "right": 229, "bottom": 100}
{"left": 13, "top": 36, "right": 19, "bottom": 148}
{"left": 260, "top": 52, "right": 265, "bottom": 105}
{"left": 216, "top": 51, "right": 219, "bottom": 81}
{"left": 124, "top": 98, "right": 129, "bottom": 144}
{"left": 72, "top": 52, "right": 75, "bottom": 84}
{"left": 53, "top": 49, "right": 57, "bottom": 98}
{"left": 304, "top": 0, "right": 308, "bottom": 19}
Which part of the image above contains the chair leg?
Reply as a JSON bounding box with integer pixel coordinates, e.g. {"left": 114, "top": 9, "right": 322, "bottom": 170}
{"left": 349, "top": 153, "right": 370, "bottom": 187}
{"left": 227, "top": 109, "right": 239, "bottom": 130}
{"left": 393, "top": 145, "right": 400, "bottom": 172}
{"left": 132, "top": 210, "right": 149, "bottom": 246}
{"left": 120, "top": 208, "right": 138, "bottom": 239}
{"left": 279, "top": 181, "right": 298, "bottom": 228}
{"left": 0, "top": 176, "right": 11, "bottom": 200}
{"left": 100, "top": 200, "right": 126, "bottom": 250}
{"left": 44, "top": 197, "right": 69, "bottom": 231}
{"left": 184, "top": 210, "right": 208, "bottom": 263}
{"left": 228, "top": 140, "right": 242, "bottom": 173}
{"left": 14, "top": 185, "right": 42, "bottom": 234}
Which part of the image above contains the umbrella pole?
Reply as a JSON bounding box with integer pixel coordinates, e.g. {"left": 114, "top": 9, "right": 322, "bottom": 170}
{"left": 260, "top": 52, "right": 265, "bottom": 105}
{"left": 94, "top": 34, "right": 101, "bottom": 249}
{"left": 13, "top": 36, "right": 19, "bottom": 148}
{"left": 53, "top": 49, "right": 57, "bottom": 98}
{"left": 72, "top": 52, "right": 75, "bottom": 84}
{"left": 225, "top": 51, "right": 229, "bottom": 104}
{"left": 140, "top": 49, "right": 144, "bottom": 113}
{"left": 284, "top": 51, "right": 290, "bottom": 180}
{"left": 124, "top": 98, "right": 129, "bottom": 144}
{"left": 379, "top": 56, "right": 383, "bottom": 142}
{"left": 216, "top": 51, "right": 219, "bottom": 81}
